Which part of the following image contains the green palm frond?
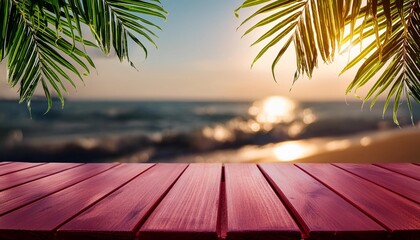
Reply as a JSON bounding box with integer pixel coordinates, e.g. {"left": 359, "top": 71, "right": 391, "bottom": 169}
{"left": 5, "top": 1, "right": 94, "bottom": 111}
{"left": 75, "top": 0, "right": 167, "bottom": 64}
{"left": 236, "top": 0, "right": 420, "bottom": 123}
{"left": 0, "top": 0, "right": 166, "bottom": 111}
{"left": 343, "top": 1, "right": 420, "bottom": 125}
{"left": 236, "top": 0, "right": 348, "bottom": 81}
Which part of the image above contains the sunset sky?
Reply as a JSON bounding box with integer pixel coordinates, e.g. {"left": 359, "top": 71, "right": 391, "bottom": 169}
{"left": 0, "top": 0, "right": 363, "bottom": 102}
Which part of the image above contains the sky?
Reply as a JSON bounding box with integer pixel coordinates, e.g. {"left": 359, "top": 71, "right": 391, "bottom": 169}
{"left": 0, "top": 0, "right": 364, "bottom": 102}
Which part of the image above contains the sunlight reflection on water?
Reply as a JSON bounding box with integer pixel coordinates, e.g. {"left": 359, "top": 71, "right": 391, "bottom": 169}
{"left": 273, "top": 141, "right": 317, "bottom": 162}
{"left": 248, "top": 96, "right": 317, "bottom": 137}
{"left": 249, "top": 96, "right": 298, "bottom": 124}
{"left": 200, "top": 96, "right": 317, "bottom": 142}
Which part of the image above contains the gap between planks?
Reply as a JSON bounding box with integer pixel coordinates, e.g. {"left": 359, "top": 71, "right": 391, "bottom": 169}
{"left": 0, "top": 163, "right": 121, "bottom": 217}
{"left": 295, "top": 164, "right": 392, "bottom": 233}
{"left": 295, "top": 163, "right": 420, "bottom": 239}
{"left": 332, "top": 163, "right": 420, "bottom": 205}
{"left": 132, "top": 164, "right": 191, "bottom": 239}
{"left": 0, "top": 163, "right": 86, "bottom": 192}
{"left": 53, "top": 164, "right": 158, "bottom": 232}
{"left": 216, "top": 165, "right": 227, "bottom": 240}
{"left": 374, "top": 163, "right": 420, "bottom": 181}
{"left": 0, "top": 162, "right": 47, "bottom": 176}
{"left": 257, "top": 164, "right": 310, "bottom": 239}
{"left": 139, "top": 164, "right": 305, "bottom": 240}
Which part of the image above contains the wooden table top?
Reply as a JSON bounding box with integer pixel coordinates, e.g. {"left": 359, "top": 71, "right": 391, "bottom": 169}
{"left": 0, "top": 162, "right": 419, "bottom": 240}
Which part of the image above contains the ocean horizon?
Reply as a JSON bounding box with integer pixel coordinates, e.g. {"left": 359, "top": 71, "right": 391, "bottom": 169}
{"left": 1, "top": 97, "right": 419, "bottom": 163}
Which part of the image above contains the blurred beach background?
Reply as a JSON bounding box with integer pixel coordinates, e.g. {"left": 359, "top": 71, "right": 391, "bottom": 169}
{"left": 1, "top": 0, "right": 420, "bottom": 164}
{"left": 1, "top": 97, "right": 419, "bottom": 163}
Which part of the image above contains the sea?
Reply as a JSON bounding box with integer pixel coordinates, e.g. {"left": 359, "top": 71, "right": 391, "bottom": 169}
{"left": 1, "top": 96, "right": 419, "bottom": 163}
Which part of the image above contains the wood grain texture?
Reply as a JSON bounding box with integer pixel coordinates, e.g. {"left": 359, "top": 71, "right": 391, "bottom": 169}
{"left": 0, "top": 163, "right": 83, "bottom": 191}
{"left": 0, "top": 162, "right": 45, "bottom": 176}
{"left": 297, "top": 164, "right": 420, "bottom": 239}
{"left": 0, "top": 163, "right": 117, "bottom": 216}
{"left": 259, "top": 164, "right": 386, "bottom": 240}
{"left": 139, "top": 163, "right": 222, "bottom": 240}
{"left": 0, "top": 163, "right": 419, "bottom": 240}
{"left": 335, "top": 163, "right": 420, "bottom": 204}
{"left": 374, "top": 163, "right": 420, "bottom": 181}
{"left": 0, "top": 164, "right": 153, "bottom": 240}
{"left": 224, "top": 164, "right": 300, "bottom": 240}
{"left": 58, "top": 163, "right": 188, "bottom": 240}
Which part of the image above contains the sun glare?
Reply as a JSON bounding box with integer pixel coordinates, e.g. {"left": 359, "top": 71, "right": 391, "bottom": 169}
{"left": 340, "top": 40, "right": 364, "bottom": 60}
{"left": 249, "top": 96, "right": 297, "bottom": 124}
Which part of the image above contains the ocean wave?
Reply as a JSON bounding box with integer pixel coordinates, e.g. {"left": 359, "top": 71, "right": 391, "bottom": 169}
{"left": 2, "top": 96, "right": 413, "bottom": 163}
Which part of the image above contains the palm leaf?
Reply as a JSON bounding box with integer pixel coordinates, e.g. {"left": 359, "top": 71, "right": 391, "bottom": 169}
{"left": 343, "top": 1, "right": 420, "bottom": 124}
{"left": 237, "top": 0, "right": 420, "bottom": 122}
{"left": 237, "top": 0, "right": 348, "bottom": 80}
{"left": 1, "top": 0, "right": 167, "bottom": 111}
{"left": 78, "top": 0, "right": 166, "bottom": 63}
{"left": 0, "top": 0, "right": 11, "bottom": 60}
{"left": 6, "top": 2, "right": 94, "bottom": 111}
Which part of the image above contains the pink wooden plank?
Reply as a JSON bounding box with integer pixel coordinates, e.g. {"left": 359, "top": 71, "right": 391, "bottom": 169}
{"left": 0, "top": 162, "right": 46, "bottom": 176}
{"left": 335, "top": 163, "right": 420, "bottom": 204}
{"left": 0, "top": 163, "right": 83, "bottom": 191}
{"left": 0, "top": 163, "right": 118, "bottom": 216}
{"left": 139, "top": 164, "right": 222, "bottom": 240}
{"left": 224, "top": 164, "right": 300, "bottom": 240}
{"left": 259, "top": 164, "right": 386, "bottom": 240}
{"left": 0, "top": 163, "right": 153, "bottom": 240}
{"left": 58, "top": 163, "right": 188, "bottom": 240}
{"left": 0, "top": 162, "right": 11, "bottom": 166}
{"left": 374, "top": 163, "right": 420, "bottom": 181}
{"left": 297, "top": 164, "right": 420, "bottom": 239}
